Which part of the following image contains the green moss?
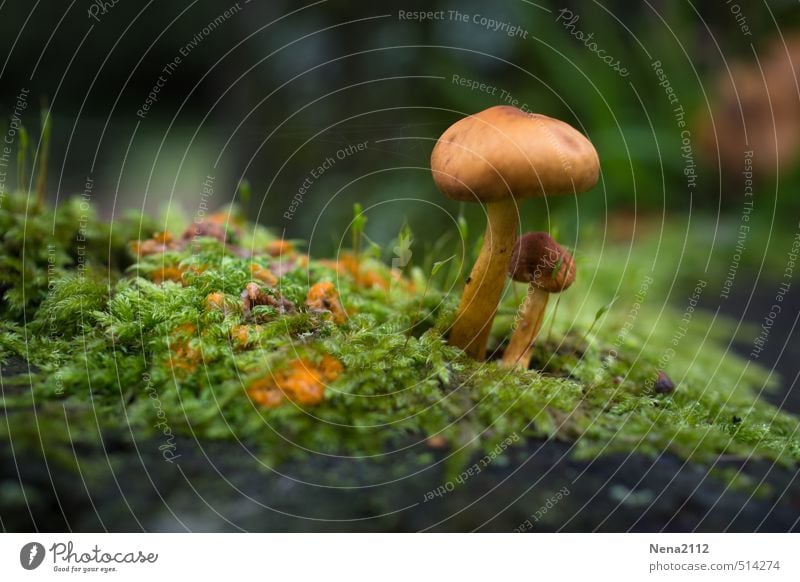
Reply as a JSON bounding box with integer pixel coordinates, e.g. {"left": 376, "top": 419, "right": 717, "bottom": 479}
{"left": 1, "top": 190, "right": 798, "bottom": 486}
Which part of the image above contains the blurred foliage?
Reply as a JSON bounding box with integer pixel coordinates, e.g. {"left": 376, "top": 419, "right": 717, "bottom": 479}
{"left": 2, "top": 0, "right": 800, "bottom": 261}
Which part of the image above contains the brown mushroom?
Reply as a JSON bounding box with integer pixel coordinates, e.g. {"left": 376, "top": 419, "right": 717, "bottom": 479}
{"left": 431, "top": 106, "right": 598, "bottom": 360}
{"left": 501, "top": 232, "right": 576, "bottom": 369}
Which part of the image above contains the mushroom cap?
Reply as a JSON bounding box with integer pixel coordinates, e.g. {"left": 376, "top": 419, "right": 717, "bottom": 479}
{"left": 508, "top": 232, "right": 576, "bottom": 293}
{"left": 431, "top": 106, "right": 600, "bottom": 203}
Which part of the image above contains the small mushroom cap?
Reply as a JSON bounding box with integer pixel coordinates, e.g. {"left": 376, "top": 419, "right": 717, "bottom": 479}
{"left": 431, "top": 106, "right": 600, "bottom": 203}
{"left": 508, "top": 232, "right": 576, "bottom": 292}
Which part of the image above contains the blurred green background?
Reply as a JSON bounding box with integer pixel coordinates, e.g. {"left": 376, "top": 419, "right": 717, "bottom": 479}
{"left": 1, "top": 0, "right": 799, "bottom": 267}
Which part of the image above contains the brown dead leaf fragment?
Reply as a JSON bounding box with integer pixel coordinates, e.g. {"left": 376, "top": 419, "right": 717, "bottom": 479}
{"left": 305, "top": 281, "right": 347, "bottom": 324}
{"left": 182, "top": 220, "right": 229, "bottom": 243}
{"left": 241, "top": 282, "right": 294, "bottom": 319}
{"left": 129, "top": 230, "right": 180, "bottom": 257}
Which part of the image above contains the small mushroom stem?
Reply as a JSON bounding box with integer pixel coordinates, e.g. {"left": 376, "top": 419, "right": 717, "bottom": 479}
{"left": 501, "top": 286, "right": 549, "bottom": 369}
{"left": 449, "top": 197, "right": 518, "bottom": 360}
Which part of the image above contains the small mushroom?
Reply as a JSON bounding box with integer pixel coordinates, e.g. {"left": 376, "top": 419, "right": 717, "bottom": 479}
{"left": 501, "top": 232, "right": 575, "bottom": 369}
{"left": 431, "top": 106, "right": 599, "bottom": 360}
{"left": 653, "top": 370, "right": 675, "bottom": 394}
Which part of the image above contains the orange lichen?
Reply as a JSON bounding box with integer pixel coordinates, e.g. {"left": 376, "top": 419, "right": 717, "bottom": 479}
{"left": 206, "top": 292, "right": 226, "bottom": 311}
{"left": 279, "top": 360, "right": 326, "bottom": 405}
{"left": 151, "top": 266, "right": 185, "bottom": 284}
{"left": 318, "top": 354, "right": 343, "bottom": 381}
{"left": 168, "top": 324, "right": 201, "bottom": 375}
{"left": 153, "top": 231, "right": 173, "bottom": 245}
{"left": 250, "top": 263, "right": 278, "bottom": 286}
{"left": 247, "top": 355, "right": 343, "bottom": 408}
{"left": 318, "top": 253, "right": 406, "bottom": 290}
{"left": 338, "top": 253, "right": 359, "bottom": 275}
{"left": 266, "top": 239, "right": 294, "bottom": 257}
{"left": 305, "top": 281, "right": 347, "bottom": 324}
{"left": 230, "top": 324, "right": 261, "bottom": 348}
{"left": 208, "top": 209, "right": 240, "bottom": 227}
{"left": 246, "top": 378, "right": 284, "bottom": 408}
{"left": 358, "top": 269, "right": 390, "bottom": 290}
{"left": 175, "top": 323, "right": 196, "bottom": 334}
{"left": 129, "top": 231, "right": 180, "bottom": 257}
{"left": 390, "top": 268, "right": 417, "bottom": 293}
{"left": 230, "top": 325, "right": 249, "bottom": 346}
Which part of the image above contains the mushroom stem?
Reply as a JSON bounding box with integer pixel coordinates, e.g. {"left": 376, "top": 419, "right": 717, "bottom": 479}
{"left": 501, "top": 286, "right": 549, "bottom": 368}
{"left": 449, "top": 197, "right": 518, "bottom": 360}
